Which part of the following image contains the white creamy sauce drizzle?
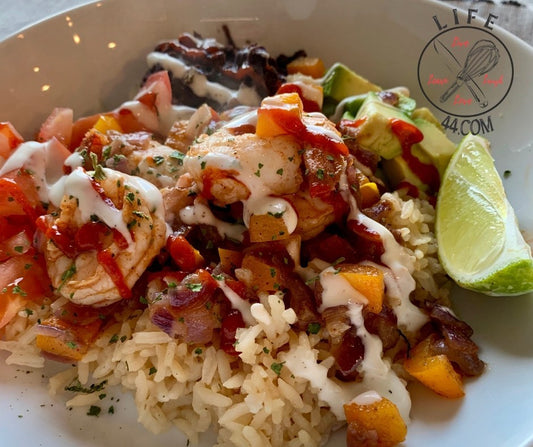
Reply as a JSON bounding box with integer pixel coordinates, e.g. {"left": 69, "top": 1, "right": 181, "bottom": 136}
{"left": 318, "top": 266, "right": 368, "bottom": 311}
{"left": 51, "top": 168, "right": 133, "bottom": 244}
{"left": 216, "top": 280, "right": 254, "bottom": 325}
{"left": 312, "top": 265, "right": 411, "bottom": 422}
{"left": 119, "top": 100, "right": 195, "bottom": 137}
{"left": 0, "top": 139, "right": 68, "bottom": 203}
{"left": 179, "top": 199, "right": 246, "bottom": 242}
{"left": 346, "top": 302, "right": 411, "bottom": 423}
{"left": 182, "top": 136, "right": 299, "bottom": 240}
{"left": 284, "top": 168, "right": 429, "bottom": 422}
{"left": 243, "top": 196, "right": 298, "bottom": 234}
{"left": 339, "top": 173, "right": 428, "bottom": 333}
{"left": 147, "top": 52, "right": 261, "bottom": 107}
{"left": 0, "top": 141, "right": 166, "bottom": 244}
{"left": 282, "top": 341, "right": 348, "bottom": 420}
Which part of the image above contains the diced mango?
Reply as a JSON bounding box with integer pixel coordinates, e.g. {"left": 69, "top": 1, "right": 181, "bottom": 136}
{"left": 218, "top": 248, "right": 243, "bottom": 273}
{"left": 241, "top": 254, "right": 283, "bottom": 293}
{"left": 93, "top": 115, "right": 123, "bottom": 134}
{"left": 359, "top": 181, "right": 380, "bottom": 208}
{"left": 340, "top": 264, "right": 384, "bottom": 313}
{"left": 287, "top": 57, "right": 326, "bottom": 78}
{"left": 343, "top": 396, "right": 407, "bottom": 447}
{"left": 35, "top": 315, "right": 102, "bottom": 361}
{"left": 36, "top": 333, "right": 85, "bottom": 361}
{"left": 256, "top": 93, "right": 303, "bottom": 138}
{"left": 403, "top": 336, "right": 465, "bottom": 398}
{"left": 249, "top": 213, "right": 290, "bottom": 243}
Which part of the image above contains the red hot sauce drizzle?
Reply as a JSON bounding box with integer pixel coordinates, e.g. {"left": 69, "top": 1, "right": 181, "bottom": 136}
{"left": 389, "top": 118, "right": 440, "bottom": 193}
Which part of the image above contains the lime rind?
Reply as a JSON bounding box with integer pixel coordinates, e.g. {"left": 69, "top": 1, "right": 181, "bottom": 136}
{"left": 436, "top": 134, "right": 533, "bottom": 297}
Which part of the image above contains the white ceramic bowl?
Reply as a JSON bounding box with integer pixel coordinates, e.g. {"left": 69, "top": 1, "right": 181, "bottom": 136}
{"left": 1, "top": 1, "right": 532, "bottom": 446}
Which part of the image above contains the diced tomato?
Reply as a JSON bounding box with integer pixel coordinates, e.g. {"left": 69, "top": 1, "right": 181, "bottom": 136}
{"left": 136, "top": 70, "right": 172, "bottom": 114}
{"left": 0, "top": 122, "right": 24, "bottom": 162}
{"left": 0, "top": 171, "right": 45, "bottom": 220}
{"left": 70, "top": 114, "right": 100, "bottom": 150}
{"left": 37, "top": 107, "right": 74, "bottom": 148}
{"left": 0, "top": 254, "right": 50, "bottom": 328}
{"left": 0, "top": 230, "right": 33, "bottom": 262}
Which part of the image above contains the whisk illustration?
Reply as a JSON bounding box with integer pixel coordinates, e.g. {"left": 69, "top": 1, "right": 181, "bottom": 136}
{"left": 440, "top": 39, "right": 500, "bottom": 104}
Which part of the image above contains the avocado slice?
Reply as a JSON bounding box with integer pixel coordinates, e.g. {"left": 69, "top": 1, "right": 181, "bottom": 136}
{"left": 352, "top": 91, "right": 415, "bottom": 160}
{"left": 411, "top": 118, "right": 456, "bottom": 178}
{"left": 412, "top": 107, "right": 444, "bottom": 131}
{"left": 322, "top": 63, "right": 381, "bottom": 116}
{"left": 322, "top": 63, "right": 381, "bottom": 101}
{"left": 382, "top": 156, "right": 428, "bottom": 193}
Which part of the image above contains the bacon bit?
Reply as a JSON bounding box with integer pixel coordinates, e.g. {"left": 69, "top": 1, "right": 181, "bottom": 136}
{"left": 347, "top": 219, "right": 382, "bottom": 243}
{"left": 97, "top": 249, "right": 132, "bottom": 299}
{"left": 220, "top": 308, "right": 245, "bottom": 356}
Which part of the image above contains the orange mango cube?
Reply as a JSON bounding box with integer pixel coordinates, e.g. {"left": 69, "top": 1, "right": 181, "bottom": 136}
{"left": 340, "top": 264, "right": 384, "bottom": 313}
{"left": 344, "top": 395, "right": 407, "bottom": 446}
{"left": 404, "top": 336, "right": 465, "bottom": 399}
{"left": 256, "top": 93, "right": 303, "bottom": 138}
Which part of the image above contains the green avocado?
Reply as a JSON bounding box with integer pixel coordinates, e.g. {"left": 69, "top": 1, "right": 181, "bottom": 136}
{"left": 352, "top": 91, "right": 414, "bottom": 160}
{"left": 322, "top": 63, "right": 381, "bottom": 116}
{"left": 411, "top": 118, "right": 456, "bottom": 178}
{"left": 412, "top": 107, "right": 444, "bottom": 131}
{"left": 322, "top": 63, "right": 381, "bottom": 101}
{"left": 382, "top": 156, "right": 428, "bottom": 192}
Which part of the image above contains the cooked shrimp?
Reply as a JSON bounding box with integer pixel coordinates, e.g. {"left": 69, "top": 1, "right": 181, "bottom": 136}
{"left": 99, "top": 133, "right": 186, "bottom": 189}
{"left": 184, "top": 128, "right": 303, "bottom": 206}
{"left": 43, "top": 167, "right": 167, "bottom": 306}
{"left": 285, "top": 190, "right": 336, "bottom": 240}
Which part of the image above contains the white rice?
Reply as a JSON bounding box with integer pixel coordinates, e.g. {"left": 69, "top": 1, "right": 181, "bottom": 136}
{"left": 0, "top": 193, "right": 448, "bottom": 446}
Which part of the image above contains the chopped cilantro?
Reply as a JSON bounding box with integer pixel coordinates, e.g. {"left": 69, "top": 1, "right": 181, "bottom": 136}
{"left": 170, "top": 151, "right": 185, "bottom": 165}
{"left": 194, "top": 347, "right": 203, "bottom": 355}
{"left": 186, "top": 283, "right": 202, "bottom": 292}
{"left": 307, "top": 322, "right": 321, "bottom": 334}
{"left": 270, "top": 362, "right": 285, "bottom": 375}
{"left": 14, "top": 245, "right": 24, "bottom": 253}
{"left": 316, "top": 169, "right": 325, "bottom": 180}
{"left": 109, "top": 334, "right": 119, "bottom": 344}
{"left": 87, "top": 406, "right": 101, "bottom": 417}
{"left": 149, "top": 366, "right": 157, "bottom": 375}
{"left": 65, "top": 379, "right": 108, "bottom": 394}
{"left": 12, "top": 285, "right": 27, "bottom": 297}
{"left": 126, "top": 192, "right": 135, "bottom": 203}
{"left": 276, "top": 168, "right": 284, "bottom": 175}
{"left": 153, "top": 155, "right": 165, "bottom": 165}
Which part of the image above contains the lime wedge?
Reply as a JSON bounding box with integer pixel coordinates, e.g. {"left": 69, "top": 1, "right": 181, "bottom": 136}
{"left": 436, "top": 134, "right": 533, "bottom": 296}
